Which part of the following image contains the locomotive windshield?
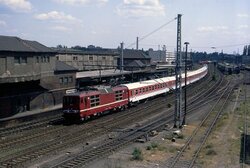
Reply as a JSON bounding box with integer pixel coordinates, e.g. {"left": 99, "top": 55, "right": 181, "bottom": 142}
{"left": 63, "top": 96, "right": 79, "bottom": 106}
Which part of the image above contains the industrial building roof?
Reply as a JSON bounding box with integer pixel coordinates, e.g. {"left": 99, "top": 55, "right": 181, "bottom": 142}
{"left": 55, "top": 61, "right": 78, "bottom": 72}
{"left": 126, "top": 60, "right": 145, "bottom": 67}
{"left": 54, "top": 48, "right": 119, "bottom": 56}
{"left": 122, "top": 49, "right": 150, "bottom": 59}
{"left": 0, "top": 35, "right": 55, "bottom": 53}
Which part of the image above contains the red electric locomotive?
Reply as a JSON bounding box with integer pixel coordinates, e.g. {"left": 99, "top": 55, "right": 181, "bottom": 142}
{"left": 63, "top": 86, "right": 129, "bottom": 121}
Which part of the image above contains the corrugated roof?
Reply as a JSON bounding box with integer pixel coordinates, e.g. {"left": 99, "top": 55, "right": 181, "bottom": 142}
{"left": 0, "top": 35, "right": 55, "bottom": 53}
{"left": 55, "top": 61, "right": 78, "bottom": 72}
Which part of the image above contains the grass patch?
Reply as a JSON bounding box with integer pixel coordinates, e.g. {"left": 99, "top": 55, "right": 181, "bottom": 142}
{"left": 177, "top": 134, "right": 184, "bottom": 139}
{"left": 146, "top": 142, "right": 159, "bottom": 151}
{"left": 151, "top": 142, "right": 158, "bottom": 148}
{"left": 167, "top": 146, "right": 179, "bottom": 153}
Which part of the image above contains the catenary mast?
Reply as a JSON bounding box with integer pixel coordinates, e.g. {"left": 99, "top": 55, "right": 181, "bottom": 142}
{"left": 174, "top": 14, "right": 182, "bottom": 128}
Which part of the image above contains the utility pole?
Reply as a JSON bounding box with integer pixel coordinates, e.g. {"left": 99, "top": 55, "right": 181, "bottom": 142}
{"left": 120, "top": 42, "right": 124, "bottom": 73}
{"left": 182, "top": 42, "right": 189, "bottom": 126}
{"left": 174, "top": 14, "right": 182, "bottom": 128}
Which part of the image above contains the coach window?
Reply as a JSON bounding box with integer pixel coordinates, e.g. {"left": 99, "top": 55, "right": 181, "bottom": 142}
{"left": 136, "top": 90, "right": 138, "bottom": 95}
{"left": 146, "top": 87, "right": 148, "bottom": 92}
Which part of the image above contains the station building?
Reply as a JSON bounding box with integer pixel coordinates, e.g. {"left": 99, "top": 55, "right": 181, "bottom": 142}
{"left": 0, "top": 35, "right": 77, "bottom": 118}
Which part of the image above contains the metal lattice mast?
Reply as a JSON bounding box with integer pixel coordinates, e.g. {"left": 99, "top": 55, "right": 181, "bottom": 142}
{"left": 174, "top": 14, "right": 182, "bottom": 128}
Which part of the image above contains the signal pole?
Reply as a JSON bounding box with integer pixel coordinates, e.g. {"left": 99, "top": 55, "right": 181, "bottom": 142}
{"left": 136, "top": 37, "right": 139, "bottom": 50}
{"left": 174, "top": 14, "right": 182, "bottom": 128}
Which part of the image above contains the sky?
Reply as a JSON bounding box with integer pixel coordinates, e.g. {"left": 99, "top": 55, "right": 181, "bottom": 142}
{"left": 0, "top": 0, "right": 249, "bottom": 54}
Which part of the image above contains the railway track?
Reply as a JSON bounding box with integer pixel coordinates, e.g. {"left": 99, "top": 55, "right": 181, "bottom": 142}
{"left": 165, "top": 76, "right": 236, "bottom": 167}
{"left": 0, "top": 113, "right": 63, "bottom": 137}
{"left": 0, "top": 66, "right": 216, "bottom": 167}
{"left": 0, "top": 83, "right": 214, "bottom": 167}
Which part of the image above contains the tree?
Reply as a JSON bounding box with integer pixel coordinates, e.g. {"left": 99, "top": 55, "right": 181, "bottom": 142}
{"left": 243, "top": 45, "right": 247, "bottom": 55}
{"left": 56, "top": 44, "right": 63, "bottom": 48}
{"left": 248, "top": 45, "right": 250, "bottom": 56}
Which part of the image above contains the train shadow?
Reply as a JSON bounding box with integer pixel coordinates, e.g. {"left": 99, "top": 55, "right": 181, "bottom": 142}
{"left": 240, "top": 134, "right": 250, "bottom": 164}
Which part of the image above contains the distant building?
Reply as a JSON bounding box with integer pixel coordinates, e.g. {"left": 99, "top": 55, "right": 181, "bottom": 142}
{"left": 117, "top": 49, "right": 151, "bottom": 71}
{"left": 165, "top": 51, "right": 191, "bottom": 65}
{"left": 55, "top": 48, "right": 118, "bottom": 71}
{"left": 0, "top": 35, "right": 77, "bottom": 118}
{"left": 147, "top": 48, "right": 166, "bottom": 63}
{"left": 166, "top": 52, "right": 176, "bottom": 64}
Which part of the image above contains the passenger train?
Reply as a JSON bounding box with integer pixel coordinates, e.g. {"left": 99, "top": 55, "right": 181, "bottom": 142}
{"left": 63, "top": 65, "right": 208, "bottom": 121}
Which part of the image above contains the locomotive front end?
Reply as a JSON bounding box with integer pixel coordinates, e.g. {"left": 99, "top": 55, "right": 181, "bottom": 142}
{"left": 62, "top": 95, "right": 81, "bottom": 120}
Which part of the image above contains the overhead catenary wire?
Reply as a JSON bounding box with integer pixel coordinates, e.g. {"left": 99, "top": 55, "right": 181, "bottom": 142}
{"left": 126, "top": 17, "right": 177, "bottom": 49}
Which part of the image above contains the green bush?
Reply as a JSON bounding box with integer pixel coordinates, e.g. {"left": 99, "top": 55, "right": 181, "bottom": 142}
{"left": 146, "top": 145, "right": 152, "bottom": 150}
{"left": 206, "top": 149, "right": 217, "bottom": 155}
{"left": 151, "top": 142, "right": 158, "bottom": 148}
{"left": 205, "top": 144, "right": 213, "bottom": 149}
{"left": 132, "top": 148, "right": 143, "bottom": 161}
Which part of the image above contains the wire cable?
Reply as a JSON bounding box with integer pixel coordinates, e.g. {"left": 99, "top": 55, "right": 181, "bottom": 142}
{"left": 126, "top": 17, "right": 177, "bottom": 49}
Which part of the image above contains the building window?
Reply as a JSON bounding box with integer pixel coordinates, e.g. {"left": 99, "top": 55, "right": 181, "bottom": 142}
{"left": 21, "top": 57, "right": 27, "bottom": 64}
{"left": 56, "top": 56, "right": 59, "bottom": 60}
{"left": 89, "top": 56, "right": 93, "bottom": 61}
{"left": 73, "top": 56, "right": 78, "bottom": 60}
{"left": 102, "top": 56, "right": 106, "bottom": 60}
{"left": 14, "top": 57, "right": 20, "bottom": 64}
{"left": 64, "top": 77, "right": 68, "bottom": 83}
{"left": 46, "top": 56, "right": 50, "bottom": 63}
{"left": 59, "top": 77, "right": 63, "bottom": 84}
{"left": 36, "top": 56, "right": 39, "bottom": 63}
{"left": 68, "top": 76, "right": 73, "bottom": 83}
{"left": 41, "top": 56, "right": 44, "bottom": 63}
